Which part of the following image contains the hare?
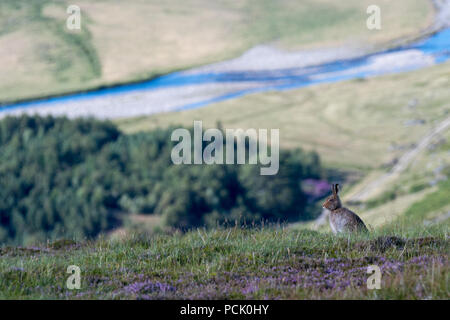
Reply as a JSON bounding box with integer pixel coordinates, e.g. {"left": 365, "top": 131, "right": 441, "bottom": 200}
{"left": 322, "top": 184, "right": 368, "bottom": 234}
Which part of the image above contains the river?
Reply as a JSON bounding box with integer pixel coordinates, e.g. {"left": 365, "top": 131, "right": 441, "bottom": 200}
{"left": 1, "top": 18, "right": 449, "bottom": 119}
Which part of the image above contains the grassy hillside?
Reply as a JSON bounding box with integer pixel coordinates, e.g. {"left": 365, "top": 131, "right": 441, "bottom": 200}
{"left": 0, "top": 0, "right": 433, "bottom": 103}
{"left": 118, "top": 62, "right": 450, "bottom": 170}
{"left": 0, "top": 225, "right": 448, "bottom": 299}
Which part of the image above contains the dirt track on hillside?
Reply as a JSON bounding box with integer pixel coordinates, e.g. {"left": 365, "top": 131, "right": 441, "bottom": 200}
{"left": 349, "top": 116, "right": 450, "bottom": 203}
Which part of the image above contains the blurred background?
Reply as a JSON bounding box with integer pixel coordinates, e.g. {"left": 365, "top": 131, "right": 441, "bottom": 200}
{"left": 0, "top": 0, "right": 449, "bottom": 245}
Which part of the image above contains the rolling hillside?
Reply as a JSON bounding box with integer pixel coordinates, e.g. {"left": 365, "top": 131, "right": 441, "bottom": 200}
{"left": 0, "top": 0, "right": 433, "bottom": 103}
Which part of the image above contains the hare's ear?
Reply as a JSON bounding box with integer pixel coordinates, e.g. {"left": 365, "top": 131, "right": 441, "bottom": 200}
{"left": 335, "top": 184, "right": 340, "bottom": 195}
{"left": 331, "top": 184, "right": 335, "bottom": 195}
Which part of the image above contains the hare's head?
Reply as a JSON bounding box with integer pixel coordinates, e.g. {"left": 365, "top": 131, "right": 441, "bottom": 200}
{"left": 322, "top": 184, "right": 342, "bottom": 211}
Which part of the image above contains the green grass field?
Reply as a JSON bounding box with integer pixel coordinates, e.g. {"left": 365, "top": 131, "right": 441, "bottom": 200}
{"left": 0, "top": 0, "right": 433, "bottom": 103}
{"left": 0, "top": 224, "right": 448, "bottom": 299}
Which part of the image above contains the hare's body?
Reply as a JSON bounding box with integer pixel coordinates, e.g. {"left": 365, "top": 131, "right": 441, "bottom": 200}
{"left": 329, "top": 207, "right": 367, "bottom": 234}
{"left": 323, "top": 184, "right": 368, "bottom": 234}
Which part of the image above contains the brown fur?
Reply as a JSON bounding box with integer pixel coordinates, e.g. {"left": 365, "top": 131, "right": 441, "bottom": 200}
{"left": 322, "top": 184, "right": 368, "bottom": 234}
